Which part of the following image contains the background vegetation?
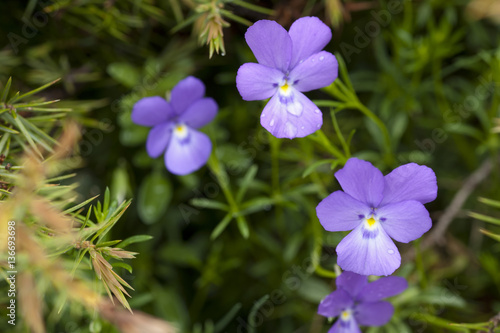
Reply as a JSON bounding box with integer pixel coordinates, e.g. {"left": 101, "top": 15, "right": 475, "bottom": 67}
{"left": 1, "top": 0, "right": 500, "bottom": 332}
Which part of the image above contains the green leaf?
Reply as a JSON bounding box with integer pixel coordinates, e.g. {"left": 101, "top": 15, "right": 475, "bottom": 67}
{"left": 444, "top": 123, "right": 483, "bottom": 141}
{"left": 119, "top": 234, "right": 154, "bottom": 248}
{"left": 236, "top": 164, "right": 258, "bottom": 203}
{"left": 190, "top": 198, "right": 229, "bottom": 211}
{"left": 96, "top": 240, "right": 122, "bottom": 247}
{"left": 297, "top": 276, "right": 332, "bottom": 303}
{"left": 137, "top": 172, "right": 172, "bottom": 224}
{"left": 14, "top": 78, "right": 61, "bottom": 103}
{"left": 1, "top": 77, "right": 12, "bottom": 103}
{"left": 0, "top": 124, "right": 19, "bottom": 134}
{"left": 107, "top": 63, "right": 141, "bottom": 88}
{"left": 480, "top": 228, "right": 500, "bottom": 242}
{"left": 302, "top": 159, "right": 337, "bottom": 178}
{"left": 63, "top": 194, "right": 99, "bottom": 214}
{"left": 468, "top": 212, "right": 500, "bottom": 226}
{"left": 478, "top": 197, "right": 500, "bottom": 209}
{"left": 210, "top": 214, "right": 233, "bottom": 240}
{"left": 236, "top": 216, "right": 249, "bottom": 239}
{"left": 112, "top": 262, "right": 133, "bottom": 274}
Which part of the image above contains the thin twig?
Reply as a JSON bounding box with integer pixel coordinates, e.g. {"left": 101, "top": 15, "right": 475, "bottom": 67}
{"left": 422, "top": 158, "right": 494, "bottom": 250}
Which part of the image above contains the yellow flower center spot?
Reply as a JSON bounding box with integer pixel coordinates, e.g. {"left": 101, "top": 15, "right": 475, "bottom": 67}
{"left": 367, "top": 217, "right": 376, "bottom": 226}
{"left": 341, "top": 311, "right": 349, "bottom": 319}
{"left": 174, "top": 124, "right": 189, "bottom": 139}
{"left": 280, "top": 81, "right": 290, "bottom": 93}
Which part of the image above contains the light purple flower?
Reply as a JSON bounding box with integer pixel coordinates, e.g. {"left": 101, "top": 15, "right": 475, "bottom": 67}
{"left": 131, "top": 76, "right": 218, "bottom": 175}
{"left": 316, "top": 158, "right": 437, "bottom": 276}
{"left": 318, "top": 271, "right": 408, "bottom": 333}
{"left": 236, "top": 16, "right": 338, "bottom": 139}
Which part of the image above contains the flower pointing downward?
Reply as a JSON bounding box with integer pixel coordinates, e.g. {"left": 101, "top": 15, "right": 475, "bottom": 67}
{"left": 236, "top": 16, "right": 339, "bottom": 139}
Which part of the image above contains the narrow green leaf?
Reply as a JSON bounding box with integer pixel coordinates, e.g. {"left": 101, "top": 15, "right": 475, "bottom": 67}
{"left": 335, "top": 52, "right": 354, "bottom": 92}
{"left": 469, "top": 212, "right": 500, "bottom": 226}
{"left": 190, "top": 198, "right": 229, "bottom": 211}
{"left": 96, "top": 240, "right": 122, "bottom": 247}
{"left": 210, "top": 214, "right": 233, "bottom": 240}
{"left": 14, "top": 78, "right": 61, "bottom": 103}
{"left": 478, "top": 197, "right": 500, "bottom": 209}
{"left": 138, "top": 172, "right": 172, "bottom": 224}
{"left": 112, "top": 262, "right": 133, "bottom": 274}
{"left": 119, "top": 235, "right": 153, "bottom": 248}
{"left": 170, "top": 14, "right": 199, "bottom": 34}
{"left": 0, "top": 124, "right": 19, "bottom": 134}
{"left": 236, "top": 165, "right": 258, "bottom": 203}
{"left": 12, "top": 115, "right": 43, "bottom": 158}
{"left": 248, "top": 295, "right": 269, "bottom": 333}
{"left": 0, "top": 132, "right": 10, "bottom": 155}
{"left": 63, "top": 194, "right": 99, "bottom": 214}
{"left": 1, "top": 77, "right": 12, "bottom": 103}
{"left": 230, "top": 0, "right": 275, "bottom": 15}
{"left": 220, "top": 9, "right": 252, "bottom": 26}
{"left": 236, "top": 216, "right": 249, "bottom": 239}
{"left": 103, "top": 187, "right": 110, "bottom": 215}
{"left": 480, "top": 228, "right": 500, "bottom": 242}
{"left": 302, "top": 159, "right": 336, "bottom": 178}
{"left": 331, "top": 109, "right": 350, "bottom": 157}
{"left": 13, "top": 100, "right": 60, "bottom": 108}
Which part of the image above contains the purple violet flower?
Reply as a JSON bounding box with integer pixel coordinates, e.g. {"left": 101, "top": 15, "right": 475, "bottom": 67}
{"left": 318, "top": 271, "right": 408, "bottom": 333}
{"left": 316, "top": 158, "right": 437, "bottom": 276}
{"left": 236, "top": 16, "right": 338, "bottom": 139}
{"left": 131, "top": 76, "right": 218, "bottom": 175}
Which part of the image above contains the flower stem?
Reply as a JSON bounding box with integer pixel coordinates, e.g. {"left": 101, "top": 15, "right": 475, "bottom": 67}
{"left": 315, "top": 129, "right": 346, "bottom": 162}
{"left": 269, "top": 133, "right": 281, "bottom": 196}
{"left": 415, "top": 238, "right": 427, "bottom": 289}
{"left": 351, "top": 101, "right": 394, "bottom": 164}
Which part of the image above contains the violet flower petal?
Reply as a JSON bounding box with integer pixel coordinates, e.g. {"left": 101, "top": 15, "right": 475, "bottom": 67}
{"left": 336, "top": 224, "right": 401, "bottom": 276}
{"left": 146, "top": 122, "right": 173, "bottom": 158}
{"left": 378, "top": 200, "right": 432, "bottom": 243}
{"left": 354, "top": 301, "right": 394, "bottom": 326}
{"left": 318, "top": 289, "right": 353, "bottom": 318}
{"left": 165, "top": 128, "right": 211, "bottom": 175}
{"left": 288, "top": 51, "right": 338, "bottom": 92}
{"left": 131, "top": 96, "right": 174, "bottom": 127}
{"left": 335, "top": 158, "right": 385, "bottom": 208}
{"left": 236, "top": 63, "right": 283, "bottom": 101}
{"left": 380, "top": 163, "right": 437, "bottom": 205}
{"left": 245, "top": 20, "right": 292, "bottom": 72}
{"left": 288, "top": 16, "right": 332, "bottom": 69}
{"left": 335, "top": 271, "right": 368, "bottom": 300}
{"left": 358, "top": 276, "right": 408, "bottom": 303}
{"left": 178, "top": 98, "right": 218, "bottom": 129}
{"left": 260, "top": 89, "right": 322, "bottom": 139}
{"left": 316, "top": 191, "right": 370, "bottom": 232}
{"left": 170, "top": 76, "right": 205, "bottom": 115}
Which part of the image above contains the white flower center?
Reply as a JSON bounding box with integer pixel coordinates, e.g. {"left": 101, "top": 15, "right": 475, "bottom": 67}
{"left": 279, "top": 79, "right": 292, "bottom": 97}
{"left": 174, "top": 123, "right": 189, "bottom": 140}
{"left": 340, "top": 309, "right": 352, "bottom": 321}
{"left": 365, "top": 216, "right": 378, "bottom": 229}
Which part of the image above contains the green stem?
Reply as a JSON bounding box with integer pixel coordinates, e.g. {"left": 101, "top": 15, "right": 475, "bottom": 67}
{"left": 269, "top": 133, "right": 281, "bottom": 196}
{"left": 311, "top": 205, "right": 337, "bottom": 279}
{"left": 207, "top": 154, "right": 238, "bottom": 213}
{"left": 315, "top": 129, "right": 346, "bottom": 162}
{"left": 415, "top": 238, "right": 427, "bottom": 289}
{"left": 352, "top": 102, "right": 394, "bottom": 164}
{"left": 230, "top": 0, "right": 275, "bottom": 16}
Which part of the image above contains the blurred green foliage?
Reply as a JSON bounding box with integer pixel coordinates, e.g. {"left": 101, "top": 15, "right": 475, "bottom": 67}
{"left": 1, "top": 0, "right": 500, "bottom": 332}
